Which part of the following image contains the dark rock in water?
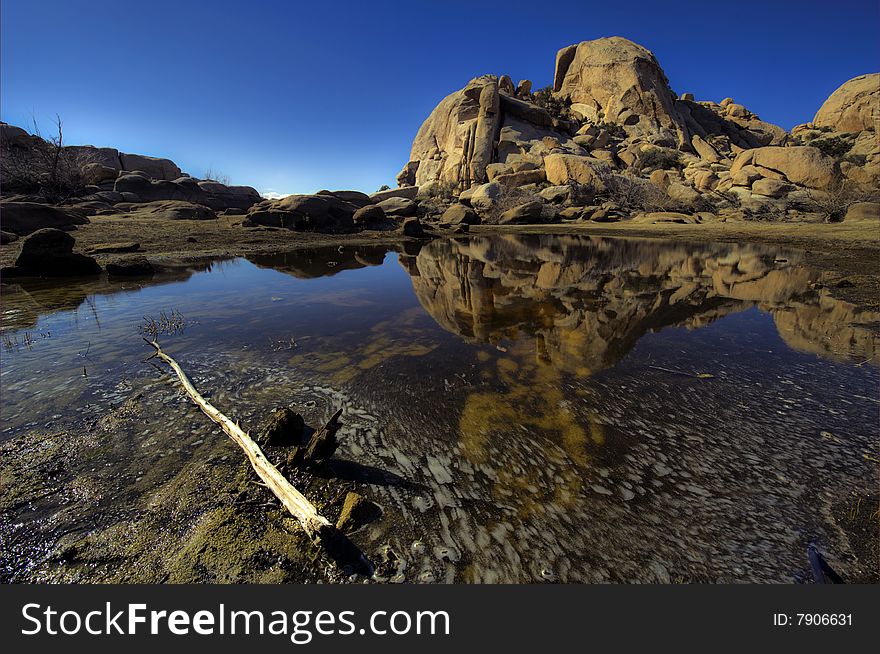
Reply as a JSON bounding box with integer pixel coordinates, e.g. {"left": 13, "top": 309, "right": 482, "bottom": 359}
{"left": 1, "top": 230, "right": 19, "bottom": 244}
{"left": 499, "top": 200, "right": 543, "bottom": 224}
{"left": 352, "top": 204, "right": 387, "bottom": 227}
{"left": 402, "top": 216, "right": 426, "bottom": 237}
{"left": 452, "top": 223, "right": 470, "bottom": 234}
{"left": 87, "top": 241, "right": 140, "bottom": 254}
{"left": 106, "top": 257, "right": 155, "bottom": 277}
{"left": 258, "top": 407, "right": 305, "bottom": 447}
{"left": 288, "top": 408, "right": 342, "bottom": 467}
{"left": 335, "top": 492, "right": 382, "bottom": 532}
{"left": 442, "top": 203, "right": 480, "bottom": 225}
{"left": 0, "top": 201, "right": 90, "bottom": 235}
{"left": 376, "top": 197, "right": 418, "bottom": 217}
{"left": 9, "top": 228, "right": 101, "bottom": 277}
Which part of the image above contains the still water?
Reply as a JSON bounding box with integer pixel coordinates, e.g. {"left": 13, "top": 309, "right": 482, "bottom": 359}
{"left": 1, "top": 234, "right": 877, "bottom": 583}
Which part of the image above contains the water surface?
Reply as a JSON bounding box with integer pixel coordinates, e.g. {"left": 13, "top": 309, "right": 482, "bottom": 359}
{"left": 1, "top": 234, "right": 877, "bottom": 583}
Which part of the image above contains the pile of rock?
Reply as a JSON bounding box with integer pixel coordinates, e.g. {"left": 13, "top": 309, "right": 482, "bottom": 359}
{"left": 392, "top": 37, "right": 878, "bottom": 225}
{"left": 1, "top": 122, "right": 263, "bottom": 231}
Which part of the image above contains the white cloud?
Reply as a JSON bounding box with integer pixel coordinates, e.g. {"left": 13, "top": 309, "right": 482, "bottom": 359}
{"left": 260, "top": 190, "right": 290, "bottom": 200}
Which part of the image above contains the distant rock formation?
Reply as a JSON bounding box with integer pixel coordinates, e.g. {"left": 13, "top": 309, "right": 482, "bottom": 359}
{"left": 0, "top": 122, "right": 262, "bottom": 227}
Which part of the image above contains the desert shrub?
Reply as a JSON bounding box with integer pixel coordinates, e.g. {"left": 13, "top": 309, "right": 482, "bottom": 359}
{"left": 805, "top": 179, "right": 878, "bottom": 222}
{"left": 533, "top": 86, "right": 572, "bottom": 123}
{"left": 810, "top": 135, "right": 854, "bottom": 159}
{"left": 593, "top": 169, "right": 676, "bottom": 212}
{"left": 485, "top": 188, "right": 553, "bottom": 223}
{"left": 1, "top": 116, "right": 98, "bottom": 202}
{"left": 203, "top": 166, "right": 230, "bottom": 185}
{"left": 594, "top": 121, "right": 627, "bottom": 140}
{"left": 842, "top": 153, "right": 867, "bottom": 166}
{"left": 636, "top": 148, "right": 681, "bottom": 172}
{"left": 377, "top": 184, "right": 391, "bottom": 192}
{"left": 568, "top": 182, "right": 596, "bottom": 206}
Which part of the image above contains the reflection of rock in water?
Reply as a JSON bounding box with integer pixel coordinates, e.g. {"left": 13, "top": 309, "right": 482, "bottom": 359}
{"left": 247, "top": 245, "right": 392, "bottom": 279}
{"left": 400, "top": 235, "right": 878, "bottom": 368}
{"left": 0, "top": 259, "right": 224, "bottom": 332}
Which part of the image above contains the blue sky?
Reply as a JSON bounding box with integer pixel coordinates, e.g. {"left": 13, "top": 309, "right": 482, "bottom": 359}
{"left": 2, "top": 0, "right": 877, "bottom": 196}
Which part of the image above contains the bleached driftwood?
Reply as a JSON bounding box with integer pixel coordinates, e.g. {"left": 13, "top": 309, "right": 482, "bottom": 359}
{"left": 144, "top": 339, "right": 332, "bottom": 541}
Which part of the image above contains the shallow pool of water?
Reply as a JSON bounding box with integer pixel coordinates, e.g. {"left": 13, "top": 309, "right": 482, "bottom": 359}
{"left": 1, "top": 234, "right": 877, "bottom": 583}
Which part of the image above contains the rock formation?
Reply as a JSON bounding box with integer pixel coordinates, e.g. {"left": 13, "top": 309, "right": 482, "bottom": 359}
{"left": 814, "top": 74, "right": 879, "bottom": 133}
{"left": 394, "top": 36, "right": 878, "bottom": 225}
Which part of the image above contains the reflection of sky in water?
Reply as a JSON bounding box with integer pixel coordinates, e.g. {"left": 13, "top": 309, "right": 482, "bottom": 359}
{"left": 1, "top": 235, "right": 877, "bottom": 583}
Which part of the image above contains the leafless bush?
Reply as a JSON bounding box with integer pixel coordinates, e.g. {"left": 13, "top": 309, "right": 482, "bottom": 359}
{"left": 1, "top": 115, "right": 98, "bottom": 201}
{"left": 485, "top": 188, "right": 554, "bottom": 222}
{"left": 593, "top": 169, "right": 677, "bottom": 212}
{"left": 804, "top": 179, "right": 878, "bottom": 222}
{"left": 203, "top": 166, "right": 230, "bottom": 186}
{"left": 140, "top": 309, "right": 189, "bottom": 338}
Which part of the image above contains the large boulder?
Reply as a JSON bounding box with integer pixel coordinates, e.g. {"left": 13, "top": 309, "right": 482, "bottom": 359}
{"left": 197, "top": 181, "right": 261, "bottom": 210}
{"left": 128, "top": 200, "right": 216, "bottom": 220}
{"left": 0, "top": 201, "right": 89, "bottom": 235}
{"left": 81, "top": 162, "right": 118, "bottom": 185}
{"left": 118, "top": 153, "right": 181, "bottom": 180}
{"left": 468, "top": 181, "right": 503, "bottom": 212}
{"left": 553, "top": 37, "right": 680, "bottom": 134}
{"left": 246, "top": 194, "right": 357, "bottom": 232}
{"left": 814, "top": 74, "right": 879, "bottom": 133}
{"left": 406, "top": 75, "right": 501, "bottom": 188}
{"left": 376, "top": 197, "right": 418, "bottom": 217}
{"left": 8, "top": 228, "right": 100, "bottom": 277}
{"left": 844, "top": 201, "right": 880, "bottom": 222}
{"left": 441, "top": 204, "right": 480, "bottom": 225}
{"left": 352, "top": 204, "right": 386, "bottom": 227}
{"left": 543, "top": 154, "right": 611, "bottom": 187}
{"left": 730, "top": 146, "right": 839, "bottom": 189}
{"left": 369, "top": 186, "right": 419, "bottom": 203}
{"left": 498, "top": 200, "right": 544, "bottom": 225}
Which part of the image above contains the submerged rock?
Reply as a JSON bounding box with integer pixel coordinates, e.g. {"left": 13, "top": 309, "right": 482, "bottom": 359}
{"left": 257, "top": 407, "right": 305, "bottom": 447}
{"left": 335, "top": 492, "right": 381, "bottom": 532}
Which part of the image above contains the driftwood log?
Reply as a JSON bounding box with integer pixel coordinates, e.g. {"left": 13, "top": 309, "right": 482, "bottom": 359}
{"left": 144, "top": 339, "right": 333, "bottom": 541}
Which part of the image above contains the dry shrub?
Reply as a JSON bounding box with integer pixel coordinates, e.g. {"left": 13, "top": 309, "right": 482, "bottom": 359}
{"left": 593, "top": 168, "right": 678, "bottom": 212}
{"left": 1, "top": 116, "right": 99, "bottom": 202}
{"left": 805, "top": 179, "right": 879, "bottom": 222}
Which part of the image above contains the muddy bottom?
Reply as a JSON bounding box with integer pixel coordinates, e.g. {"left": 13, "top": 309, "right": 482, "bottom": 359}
{"left": 1, "top": 234, "right": 877, "bottom": 583}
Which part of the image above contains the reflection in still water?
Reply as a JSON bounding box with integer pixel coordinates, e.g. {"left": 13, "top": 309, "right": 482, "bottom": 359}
{"left": 1, "top": 235, "right": 877, "bottom": 583}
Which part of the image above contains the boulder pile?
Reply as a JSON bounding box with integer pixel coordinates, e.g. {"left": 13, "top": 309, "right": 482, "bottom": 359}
{"left": 390, "top": 37, "right": 878, "bottom": 225}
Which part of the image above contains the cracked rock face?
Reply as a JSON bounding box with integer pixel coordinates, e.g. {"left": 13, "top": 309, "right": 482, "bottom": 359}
{"left": 553, "top": 37, "right": 680, "bottom": 134}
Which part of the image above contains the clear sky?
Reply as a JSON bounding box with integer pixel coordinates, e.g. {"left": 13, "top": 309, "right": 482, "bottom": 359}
{"left": 2, "top": 0, "right": 877, "bottom": 196}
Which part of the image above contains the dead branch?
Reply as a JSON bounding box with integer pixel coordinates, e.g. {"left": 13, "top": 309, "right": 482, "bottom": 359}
{"left": 144, "top": 339, "right": 333, "bottom": 541}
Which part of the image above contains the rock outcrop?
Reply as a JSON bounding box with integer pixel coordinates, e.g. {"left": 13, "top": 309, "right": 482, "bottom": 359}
{"left": 813, "top": 74, "right": 879, "bottom": 133}
{"left": 0, "top": 201, "right": 90, "bottom": 235}
{"left": 394, "top": 36, "right": 877, "bottom": 224}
